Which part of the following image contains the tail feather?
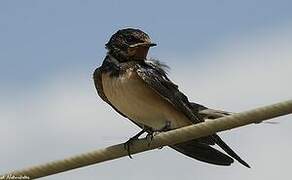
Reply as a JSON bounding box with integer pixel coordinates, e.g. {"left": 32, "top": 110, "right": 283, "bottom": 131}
{"left": 177, "top": 102, "right": 251, "bottom": 168}
{"left": 171, "top": 141, "right": 234, "bottom": 166}
{"left": 211, "top": 134, "right": 250, "bottom": 168}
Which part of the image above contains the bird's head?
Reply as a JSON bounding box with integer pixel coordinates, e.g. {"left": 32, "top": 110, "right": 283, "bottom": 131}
{"left": 105, "top": 28, "right": 156, "bottom": 62}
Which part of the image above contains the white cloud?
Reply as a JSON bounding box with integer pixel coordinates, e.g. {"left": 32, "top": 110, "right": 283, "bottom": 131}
{"left": 169, "top": 24, "right": 292, "bottom": 109}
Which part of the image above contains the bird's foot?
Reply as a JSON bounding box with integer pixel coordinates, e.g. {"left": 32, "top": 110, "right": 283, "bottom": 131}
{"left": 146, "top": 121, "right": 171, "bottom": 147}
{"left": 124, "top": 137, "right": 137, "bottom": 159}
{"left": 123, "top": 128, "right": 147, "bottom": 159}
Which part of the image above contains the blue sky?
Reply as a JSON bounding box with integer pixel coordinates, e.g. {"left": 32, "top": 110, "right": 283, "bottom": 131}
{"left": 1, "top": 0, "right": 292, "bottom": 89}
{"left": 1, "top": 1, "right": 292, "bottom": 180}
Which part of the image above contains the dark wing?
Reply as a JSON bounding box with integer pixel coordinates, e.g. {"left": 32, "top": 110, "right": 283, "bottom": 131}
{"left": 190, "top": 102, "right": 233, "bottom": 119}
{"left": 136, "top": 62, "right": 201, "bottom": 123}
{"left": 93, "top": 67, "right": 109, "bottom": 105}
{"left": 136, "top": 62, "right": 250, "bottom": 168}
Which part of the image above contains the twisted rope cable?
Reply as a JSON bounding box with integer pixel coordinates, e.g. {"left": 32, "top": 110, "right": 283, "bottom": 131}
{"left": 2, "top": 99, "right": 292, "bottom": 179}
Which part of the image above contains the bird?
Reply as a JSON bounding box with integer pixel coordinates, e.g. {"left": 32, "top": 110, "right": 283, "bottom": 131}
{"left": 93, "top": 28, "right": 250, "bottom": 168}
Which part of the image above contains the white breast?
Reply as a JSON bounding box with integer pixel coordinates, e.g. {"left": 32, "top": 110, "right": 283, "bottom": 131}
{"left": 102, "top": 68, "right": 190, "bottom": 130}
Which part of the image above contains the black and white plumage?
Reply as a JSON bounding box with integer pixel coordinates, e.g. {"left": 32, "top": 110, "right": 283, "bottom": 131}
{"left": 93, "top": 28, "right": 250, "bottom": 167}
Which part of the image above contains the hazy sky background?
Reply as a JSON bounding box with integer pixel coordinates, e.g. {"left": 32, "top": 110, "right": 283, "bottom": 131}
{"left": 1, "top": 1, "right": 292, "bottom": 179}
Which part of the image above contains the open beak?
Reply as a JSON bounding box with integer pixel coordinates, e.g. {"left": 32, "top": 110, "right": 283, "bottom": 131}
{"left": 129, "top": 42, "right": 157, "bottom": 48}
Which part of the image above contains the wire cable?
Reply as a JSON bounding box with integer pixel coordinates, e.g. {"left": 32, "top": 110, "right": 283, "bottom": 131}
{"left": 2, "top": 99, "right": 292, "bottom": 179}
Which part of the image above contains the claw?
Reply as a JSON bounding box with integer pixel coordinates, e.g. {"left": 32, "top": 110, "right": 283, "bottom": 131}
{"left": 146, "top": 131, "right": 162, "bottom": 147}
{"left": 146, "top": 132, "right": 154, "bottom": 147}
{"left": 123, "top": 122, "right": 171, "bottom": 157}
{"left": 124, "top": 138, "right": 136, "bottom": 159}
{"left": 146, "top": 121, "right": 171, "bottom": 148}
{"left": 123, "top": 128, "right": 147, "bottom": 159}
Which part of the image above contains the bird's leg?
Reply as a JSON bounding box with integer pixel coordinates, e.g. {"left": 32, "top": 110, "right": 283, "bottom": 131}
{"left": 146, "top": 121, "right": 171, "bottom": 147}
{"left": 124, "top": 128, "right": 148, "bottom": 159}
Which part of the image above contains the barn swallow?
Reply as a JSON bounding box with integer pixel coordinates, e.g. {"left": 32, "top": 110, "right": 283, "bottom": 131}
{"left": 93, "top": 28, "right": 250, "bottom": 167}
